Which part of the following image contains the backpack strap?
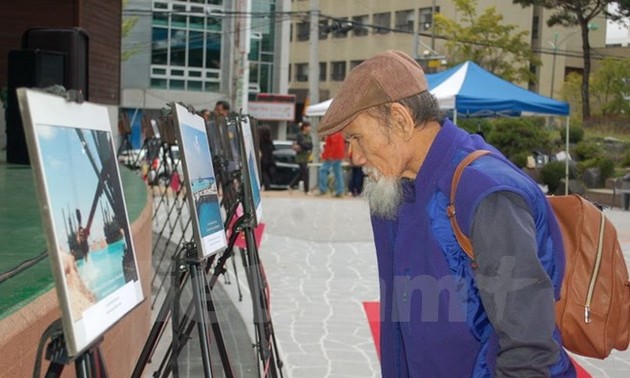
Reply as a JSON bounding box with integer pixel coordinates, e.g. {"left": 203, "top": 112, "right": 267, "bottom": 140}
{"left": 447, "top": 150, "right": 492, "bottom": 261}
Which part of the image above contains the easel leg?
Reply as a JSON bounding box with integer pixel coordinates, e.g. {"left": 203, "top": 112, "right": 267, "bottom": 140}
{"left": 189, "top": 260, "right": 214, "bottom": 377}
{"left": 201, "top": 268, "right": 234, "bottom": 378}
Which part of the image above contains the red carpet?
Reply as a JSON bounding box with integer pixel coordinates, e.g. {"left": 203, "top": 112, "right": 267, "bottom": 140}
{"left": 362, "top": 301, "right": 591, "bottom": 377}
{"left": 226, "top": 205, "right": 266, "bottom": 250}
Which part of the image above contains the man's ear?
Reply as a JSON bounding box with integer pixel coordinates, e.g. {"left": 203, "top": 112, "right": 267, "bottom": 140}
{"left": 390, "top": 103, "right": 415, "bottom": 140}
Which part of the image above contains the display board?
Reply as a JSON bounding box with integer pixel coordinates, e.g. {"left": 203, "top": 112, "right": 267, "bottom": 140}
{"left": 16, "top": 88, "right": 144, "bottom": 356}
{"left": 172, "top": 103, "right": 227, "bottom": 259}
{"left": 236, "top": 116, "right": 262, "bottom": 226}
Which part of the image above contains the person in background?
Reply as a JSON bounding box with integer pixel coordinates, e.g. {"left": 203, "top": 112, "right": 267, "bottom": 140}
{"left": 318, "top": 132, "right": 346, "bottom": 197}
{"left": 294, "top": 121, "right": 313, "bottom": 194}
{"left": 347, "top": 148, "right": 364, "bottom": 197}
{"left": 214, "top": 100, "right": 230, "bottom": 117}
{"left": 317, "top": 50, "right": 575, "bottom": 378}
{"left": 258, "top": 124, "right": 276, "bottom": 191}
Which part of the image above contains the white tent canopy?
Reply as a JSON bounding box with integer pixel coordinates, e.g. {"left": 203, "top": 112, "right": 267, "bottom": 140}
{"left": 304, "top": 98, "right": 332, "bottom": 117}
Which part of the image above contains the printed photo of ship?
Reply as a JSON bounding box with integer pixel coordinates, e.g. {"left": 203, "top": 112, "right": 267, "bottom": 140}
{"left": 36, "top": 125, "right": 139, "bottom": 320}
{"left": 180, "top": 123, "right": 224, "bottom": 239}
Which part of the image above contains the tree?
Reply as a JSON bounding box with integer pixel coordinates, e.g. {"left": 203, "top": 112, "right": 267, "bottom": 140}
{"left": 513, "top": 0, "right": 630, "bottom": 121}
{"left": 434, "top": 0, "right": 541, "bottom": 83}
{"left": 561, "top": 58, "right": 630, "bottom": 118}
{"left": 590, "top": 57, "right": 630, "bottom": 116}
{"left": 121, "top": 0, "right": 140, "bottom": 61}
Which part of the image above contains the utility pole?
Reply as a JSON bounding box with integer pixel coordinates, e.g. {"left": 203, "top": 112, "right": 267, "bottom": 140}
{"left": 307, "top": 0, "right": 320, "bottom": 191}
{"left": 431, "top": 0, "right": 436, "bottom": 51}
{"left": 308, "top": 0, "right": 320, "bottom": 108}
{"left": 550, "top": 32, "right": 558, "bottom": 98}
{"left": 234, "top": 0, "right": 251, "bottom": 113}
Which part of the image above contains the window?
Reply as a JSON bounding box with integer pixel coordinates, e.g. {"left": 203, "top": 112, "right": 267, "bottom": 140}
{"left": 373, "top": 12, "right": 391, "bottom": 34}
{"left": 331, "top": 61, "right": 346, "bottom": 81}
{"left": 319, "top": 62, "right": 327, "bottom": 81}
{"left": 350, "top": 60, "right": 363, "bottom": 70}
{"left": 149, "top": 2, "right": 224, "bottom": 92}
{"left": 532, "top": 16, "right": 539, "bottom": 40}
{"left": 352, "top": 15, "right": 369, "bottom": 37}
{"left": 419, "top": 7, "right": 439, "bottom": 32}
{"left": 395, "top": 10, "right": 414, "bottom": 32}
{"left": 319, "top": 19, "right": 329, "bottom": 40}
{"left": 296, "top": 63, "right": 308, "bottom": 82}
{"left": 297, "top": 21, "right": 310, "bottom": 41}
{"left": 331, "top": 18, "right": 350, "bottom": 39}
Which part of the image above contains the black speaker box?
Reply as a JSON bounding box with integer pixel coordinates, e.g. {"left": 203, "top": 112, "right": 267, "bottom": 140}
{"left": 22, "top": 27, "right": 89, "bottom": 99}
{"left": 5, "top": 49, "right": 65, "bottom": 164}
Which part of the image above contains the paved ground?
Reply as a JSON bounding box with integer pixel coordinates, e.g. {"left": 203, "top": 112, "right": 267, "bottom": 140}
{"left": 256, "top": 190, "right": 630, "bottom": 378}
{"left": 151, "top": 189, "right": 630, "bottom": 377}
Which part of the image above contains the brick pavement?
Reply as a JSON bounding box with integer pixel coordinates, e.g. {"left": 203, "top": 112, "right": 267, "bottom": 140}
{"left": 255, "top": 190, "right": 630, "bottom": 378}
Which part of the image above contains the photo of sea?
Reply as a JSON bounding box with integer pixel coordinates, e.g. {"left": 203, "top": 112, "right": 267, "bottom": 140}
{"left": 180, "top": 122, "right": 224, "bottom": 241}
{"left": 75, "top": 239, "right": 126, "bottom": 300}
{"left": 35, "top": 124, "right": 137, "bottom": 320}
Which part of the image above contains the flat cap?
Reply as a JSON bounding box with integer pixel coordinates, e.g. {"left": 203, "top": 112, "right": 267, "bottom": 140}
{"left": 318, "top": 50, "right": 427, "bottom": 136}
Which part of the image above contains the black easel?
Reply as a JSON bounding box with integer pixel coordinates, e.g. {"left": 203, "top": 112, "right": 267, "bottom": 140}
{"left": 233, "top": 115, "right": 283, "bottom": 378}
{"left": 132, "top": 242, "right": 235, "bottom": 378}
{"left": 33, "top": 319, "right": 108, "bottom": 378}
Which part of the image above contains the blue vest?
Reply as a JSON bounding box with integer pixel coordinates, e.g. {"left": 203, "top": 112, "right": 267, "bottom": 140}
{"left": 371, "top": 120, "right": 574, "bottom": 377}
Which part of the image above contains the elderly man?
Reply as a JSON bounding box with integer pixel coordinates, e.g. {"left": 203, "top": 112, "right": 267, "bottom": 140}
{"left": 318, "top": 50, "right": 575, "bottom": 377}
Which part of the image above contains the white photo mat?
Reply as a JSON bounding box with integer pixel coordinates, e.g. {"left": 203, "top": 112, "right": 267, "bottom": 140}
{"left": 172, "top": 103, "right": 227, "bottom": 259}
{"left": 17, "top": 88, "right": 144, "bottom": 356}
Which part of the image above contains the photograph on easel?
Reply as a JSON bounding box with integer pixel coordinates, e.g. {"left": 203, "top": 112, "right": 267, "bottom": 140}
{"left": 172, "top": 103, "right": 227, "bottom": 258}
{"left": 16, "top": 88, "right": 144, "bottom": 356}
{"left": 236, "top": 115, "right": 262, "bottom": 225}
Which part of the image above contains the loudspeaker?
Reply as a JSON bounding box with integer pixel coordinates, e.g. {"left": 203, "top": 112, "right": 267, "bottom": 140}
{"left": 5, "top": 49, "right": 65, "bottom": 164}
{"left": 22, "top": 27, "right": 89, "bottom": 99}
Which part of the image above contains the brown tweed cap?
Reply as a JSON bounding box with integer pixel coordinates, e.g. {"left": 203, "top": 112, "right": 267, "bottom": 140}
{"left": 318, "top": 50, "right": 427, "bottom": 136}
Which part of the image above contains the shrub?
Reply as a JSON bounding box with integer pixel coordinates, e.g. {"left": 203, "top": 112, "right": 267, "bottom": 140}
{"left": 573, "top": 140, "right": 603, "bottom": 161}
{"left": 457, "top": 118, "right": 493, "bottom": 138}
{"left": 622, "top": 147, "right": 630, "bottom": 168}
{"left": 486, "top": 118, "right": 553, "bottom": 161}
{"left": 540, "top": 161, "right": 568, "bottom": 194}
{"left": 560, "top": 125, "right": 584, "bottom": 144}
{"left": 510, "top": 152, "right": 529, "bottom": 168}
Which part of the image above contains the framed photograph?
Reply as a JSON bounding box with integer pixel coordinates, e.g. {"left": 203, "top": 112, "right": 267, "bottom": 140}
{"left": 236, "top": 115, "right": 262, "bottom": 226}
{"left": 172, "top": 103, "right": 227, "bottom": 259}
{"left": 16, "top": 88, "right": 144, "bottom": 356}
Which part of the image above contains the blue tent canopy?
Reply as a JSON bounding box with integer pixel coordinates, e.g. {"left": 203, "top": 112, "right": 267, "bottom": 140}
{"left": 426, "top": 61, "right": 570, "bottom": 119}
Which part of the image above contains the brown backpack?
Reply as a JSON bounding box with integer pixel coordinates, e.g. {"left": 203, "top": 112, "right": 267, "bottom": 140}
{"left": 448, "top": 150, "right": 630, "bottom": 359}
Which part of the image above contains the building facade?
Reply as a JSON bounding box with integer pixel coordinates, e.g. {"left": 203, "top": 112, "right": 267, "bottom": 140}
{"left": 121, "top": 0, "right": 291, "bottom": 145}
{"left": 288, "top": 0, "right": 608, "bottom": 111}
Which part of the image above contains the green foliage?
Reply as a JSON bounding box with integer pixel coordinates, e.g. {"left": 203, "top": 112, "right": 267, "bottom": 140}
{"left": 510, "top": 152, "right": 529, "bottom": 168}
{"left": 122, "top": 0, "right": 140, "bottom": 61}
{"left": 539, "top": 161, "right": 567, "bottom": 194}
{"left": 573, "top": 139, "right": 602, "bottom": 160}
{"left": 434, "top": 0, "right": 540, "bottom": 83}
{"left": 579, "top": 157, "right": 616, "bottom": 183}
{"left": 622, "top": 148, "right": 630, "bottom": 168}
{"left": 485, "top": 118, "right": 553, "bottom": 160}
{"left": 561, "top": 72, "right": 583, "bottom": 119}
{"left": 560, "top": 125, "right": 584, "bottom": 144}
{"left": 590, "top": 57, "right": 630, "bottom": 116}
{"left": 512, "top": 0, "right": 625, "bottom": 120}
{"left": 457, "top": 118, "right": 493, "bottom": 137}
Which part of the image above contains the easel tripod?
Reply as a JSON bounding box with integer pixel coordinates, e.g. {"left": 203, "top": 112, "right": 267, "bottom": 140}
{"left": 33, "top": 319, "right": 108, "bottom": 378}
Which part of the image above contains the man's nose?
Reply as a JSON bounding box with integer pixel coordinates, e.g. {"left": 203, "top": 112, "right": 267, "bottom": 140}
{"left": 349, "top": 144, "right": 366, "bottom": 166}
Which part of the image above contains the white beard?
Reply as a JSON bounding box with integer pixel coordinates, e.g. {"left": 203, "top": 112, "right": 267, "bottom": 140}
{"left": 362, "top": 167, "right": 403, "bottom": 220}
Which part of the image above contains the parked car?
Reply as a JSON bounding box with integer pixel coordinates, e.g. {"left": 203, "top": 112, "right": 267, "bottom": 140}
{"left": 271, "top": 140, "right": 300, "bottom": 189}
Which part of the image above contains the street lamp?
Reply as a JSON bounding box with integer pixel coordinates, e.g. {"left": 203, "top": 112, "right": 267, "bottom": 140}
{"left": 548, "top": 23, "right": 598, "bottom": 99}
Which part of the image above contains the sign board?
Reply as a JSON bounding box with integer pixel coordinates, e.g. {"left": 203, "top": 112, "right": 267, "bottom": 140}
{"left": 248, "top": 101, "right": 295, "bottom": 121}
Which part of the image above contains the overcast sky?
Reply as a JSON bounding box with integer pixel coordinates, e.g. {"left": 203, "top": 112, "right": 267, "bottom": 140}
{"left": 607, "top": 3, "right": 630, "bottom": 43}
